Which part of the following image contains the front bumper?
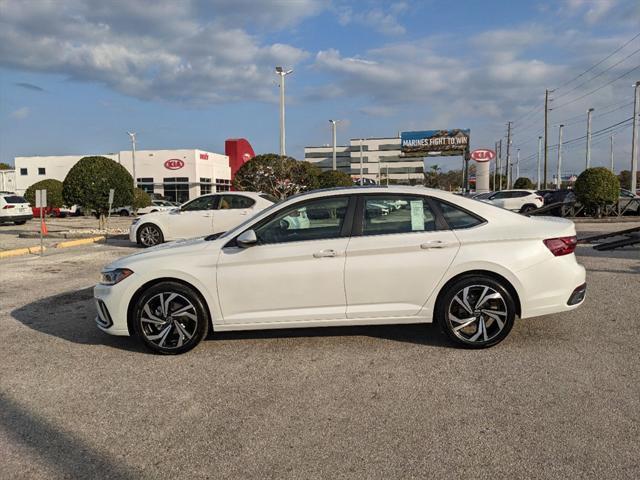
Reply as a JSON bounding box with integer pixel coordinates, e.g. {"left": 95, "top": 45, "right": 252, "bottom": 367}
{"left": 129, "top": 223, "right": 139, "bottom": 243}
{"left": 94, "top": 283, "right": 132, "bottom": 336}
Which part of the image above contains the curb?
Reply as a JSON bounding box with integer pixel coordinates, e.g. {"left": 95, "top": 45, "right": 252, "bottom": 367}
{"left": 0, "top": 236, "right": 106, "bottom": 259}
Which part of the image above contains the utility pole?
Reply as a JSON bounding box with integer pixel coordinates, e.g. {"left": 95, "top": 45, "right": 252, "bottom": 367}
{"left": 493, "top": 141, "right": 498, "bottom": 190}
{"left": 557, "top": 124, "right": 564, "bottom": 189}
{"left": 516, "top": 148, "right": 520, "bottom": 181}
{"left": 610, "top": 134, "right": 615, "bottom": 173}
{"left": 329, "top": 120, "right": 339, "bottom": 171}
{"left": 631, "top": 81, "right": 640, "bottom": 194}
{"left": 537, "top": 136, "right": 542, "bottom": 190}
{"left": 127, "top": 132, "right": 137, "bottom": 190}
{"left": 586, "top": 107, "right": 594, "bottom": 169}
{"left": 505, "top": 122, "right": 512, "bottom": 189}
{"left": 275, "top": 66, "right": 293, "bottom": 157}
{"left": 497, "top": 139, "right": 502, "bottom": 191}
{"left": 543, "top": 89, "right": 550, "bottom": 188}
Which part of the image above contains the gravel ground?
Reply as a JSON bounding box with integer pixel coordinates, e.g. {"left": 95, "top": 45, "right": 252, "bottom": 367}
{"left": 0, "top": 223, "right": 638, "bottom": 479}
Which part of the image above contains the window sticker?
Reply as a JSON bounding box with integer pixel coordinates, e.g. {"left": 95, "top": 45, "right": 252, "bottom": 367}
{"left": 410, "top": 200, "right": 425, "bottom": 231}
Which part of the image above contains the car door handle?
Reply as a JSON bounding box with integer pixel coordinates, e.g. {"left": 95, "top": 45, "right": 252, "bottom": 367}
{"left": 313, "top": 249, "right": 338, "bottom": 258}
{"left": 420, "top": 241, "right": 449, "bottom": 249}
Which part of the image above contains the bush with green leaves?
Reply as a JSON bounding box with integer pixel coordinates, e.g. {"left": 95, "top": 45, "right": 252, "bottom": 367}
{"left": 318, "top": 170, "right": 354, "bottom": 189}
{"left": 24, "top": 179, "right": 64, "bottom": 207}
{"left": 513, "top": 177, "right": 534, "bottom": 189}
{"left": 133, "top": 188, "right": 152, "bottom": 209}
{"left": 63, "top": 156, "right": 133, "bottom": 216}
{"left": 575, "top": 167, "right": 619, "bottom": 212}
{"left": 233, "top": 154, "right": 321, "bottom": 199}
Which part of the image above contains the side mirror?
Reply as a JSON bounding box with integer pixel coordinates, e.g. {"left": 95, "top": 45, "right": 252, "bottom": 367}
{"left": 237, "top": 229, "right": 258, "bottom": 248}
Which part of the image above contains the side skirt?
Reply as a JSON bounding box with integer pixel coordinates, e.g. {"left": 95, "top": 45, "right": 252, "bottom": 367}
{"left": 214, "top": 315, "right": 432, "bottom": 332}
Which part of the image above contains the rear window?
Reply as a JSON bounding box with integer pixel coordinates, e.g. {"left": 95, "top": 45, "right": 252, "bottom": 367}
{"left": 432, "top": 199, "right": 484, "bottom": 229}
{"left": 3, "top": 196, "right": 26, "bottom": 204}
{"left": 259, "top": 193, "right": 278, "bottom": 203}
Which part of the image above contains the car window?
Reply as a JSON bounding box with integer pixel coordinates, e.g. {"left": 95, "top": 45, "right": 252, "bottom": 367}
{"left": 259, "top": 193, "right": 278, "bottom": 203}
{"left": 218, "top": 195, "right": 256, "bottom": 210}
{"left": 3, "top": 195, "right": 26, "bottom": 204}
{"left": 432, "top": 199, "right": 484, "bottom": 229}
{"left": 490, "top": 192, "right": 507, "bottom": 199}
{"left": 362, "top": 195, "right": 436, "bottom": 235}
{"left": 514, "top": 191, "right": 530, "bottom": 198}
{"left": 254, "top": 197, "right": 349, "bottom": 244}
{"left": 181, "top": 196, "right": 216, "bottom": 211}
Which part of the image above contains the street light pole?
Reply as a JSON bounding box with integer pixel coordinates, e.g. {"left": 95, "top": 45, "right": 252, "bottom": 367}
{"left": 537, "top": 136, "right": 542, "bottom": 190}
{"left": 586, "top": 108, "right": 594, "bottom": 169}
{"left": 516, "top": 148, "right": 520, "bottom": 181}
{"left": 275, "top": 66, "right": 293, "bottom": 157}
{"left": 557, "top": 124, "right": 564, "bottom": 189}
{"left": 631, "top": 81, "right": 640, "bottom": 194}
{"left": 127, "top": 132, "right": 137, "bottom": 190}
{"left": 610, "top": 134, "right": 615, "bottom": 173}
{"left": 329, "top": 120, "right": 339, "bottom": 171}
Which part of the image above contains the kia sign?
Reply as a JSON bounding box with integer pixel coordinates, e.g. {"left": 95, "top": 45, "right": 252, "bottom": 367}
{"left": 401, "top": 129, "right": 470, "bottom": 157}
{"left": 470, "top": 149, "right": 496, "bottom": 162}
{"left": 164, "top": 159, "right": 185, "bottom": 170}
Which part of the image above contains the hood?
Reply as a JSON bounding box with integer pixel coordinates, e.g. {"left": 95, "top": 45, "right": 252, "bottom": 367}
{"left": 105, "top": 236, "right": 212, "bottom": 270}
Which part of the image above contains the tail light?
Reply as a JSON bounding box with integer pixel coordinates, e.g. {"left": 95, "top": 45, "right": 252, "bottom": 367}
{"left": 544, "top": 236, "right": 577, "bottom": 256}
{"left": 2, "top": 205, "right": 15, "bottom": 209}
{"left": 535, "top": 196, "right": 543, "bottom": 202}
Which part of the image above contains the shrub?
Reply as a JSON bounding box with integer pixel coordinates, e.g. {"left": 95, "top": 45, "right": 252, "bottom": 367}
{"left": 63, "top": 156, "right": 133, "bottom": 217}
{"left": 513, "top": 177, "right": 534, "bottom": 189}
{"left": 133, "top": 188, "right": 152, "bottom": 209}
{"left": 575, "top": 167, "right": 619, "bottom": 213}
{"left": 24, "top": 179, "right": 64, "bottom": 207}
{"left": 318, "top": 170, "right": 354, "bottom": 189}
{"left": 233, "top": 154, "right": 321, "bottom": 199}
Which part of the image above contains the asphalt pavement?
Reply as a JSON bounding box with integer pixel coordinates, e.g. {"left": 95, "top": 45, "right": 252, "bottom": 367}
{"left": 0, "top": 224, "right": 638, "bottom": 479}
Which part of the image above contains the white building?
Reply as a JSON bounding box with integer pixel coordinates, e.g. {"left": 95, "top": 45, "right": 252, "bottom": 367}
{"left": 305, "top": 137, "right": 425, "bottom": 184}
{"left": 0, "top": 169, "right": 16, "bottom": 192}
{"left": 14, "top": 149, "right": 231, "bottom": 203}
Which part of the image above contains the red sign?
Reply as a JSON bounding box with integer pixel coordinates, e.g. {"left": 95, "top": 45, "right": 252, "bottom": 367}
{"left": 164, "top": 159, "right": 185, "bottom": 170}
{"left": 470, "top": 149, "right": 496, "bottom": 162}
{"left": 199, "top": 153, "right": 209, "bottom": 160}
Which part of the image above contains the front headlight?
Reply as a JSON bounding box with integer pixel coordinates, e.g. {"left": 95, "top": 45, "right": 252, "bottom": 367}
{"left": 100, "top": 268, "right": 134, "bottom": 285}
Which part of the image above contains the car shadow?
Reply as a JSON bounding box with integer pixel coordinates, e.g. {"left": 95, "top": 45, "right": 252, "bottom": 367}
{"left": 12, "top": 286, "right": 453, "bottom": 352}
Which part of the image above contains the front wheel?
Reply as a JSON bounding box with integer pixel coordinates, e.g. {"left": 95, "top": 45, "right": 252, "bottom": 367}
{"left": 137, "top": 223, "right": 164, "bottom": 247}
{"left": 119, "top": 209, "right": 130, "bottom": 217}
{"left": 436, "top": 275, "right": 516, "bottom": 348}
{"left": 132, "top": 281, "right": 209, "bottom": 354}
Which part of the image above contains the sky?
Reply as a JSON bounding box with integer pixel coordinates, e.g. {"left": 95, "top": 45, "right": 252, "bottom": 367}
{"left": 1, "top": 0, "right": 639, "bottom": 179}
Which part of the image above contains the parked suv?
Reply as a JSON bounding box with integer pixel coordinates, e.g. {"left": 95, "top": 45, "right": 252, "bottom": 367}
{"left": 537, "top": 189, "right": 577, "bottom": 216}
{"left": 0, "top": 194, "right": 33, "bottom": 224}
{"left": 484, "top": 190, "right": 544, "bottom": 213}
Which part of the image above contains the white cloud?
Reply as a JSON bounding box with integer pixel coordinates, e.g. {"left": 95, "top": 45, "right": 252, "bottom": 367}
{"left": 0, "top": 0, "right": 314, "bottom": 104}
{"left": 333, "top": 2, "right": 406, "bottom": 36}
{"left": 10, "top": 107, "right": 30, "bottom": 119}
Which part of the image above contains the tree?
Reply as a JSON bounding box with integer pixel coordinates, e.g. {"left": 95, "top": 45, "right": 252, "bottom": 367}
{"left": 63, "top": 156, "right": 133, "bottom": 226}
{"left": 513, "top": 177, "right": 534, "bottom": 189}
{"left": 133, "top": 188, "right": 152, "bottom": 210}
{"left": 0, "top": 162, "right": 12, "bottom": 170}
{"left": 423, "top": 165, "right": 441, "bottom": 188}
{"left": 575, "top": 167, "right": 620, "bottom": 217}
{"left": 233, "top": 154, "right": 321, "bottom": 199}
{"left": 24, "top": 179, "right": 64, "bottom": 208}
{"left": 318, "top": 170, "right": 353, "bottom": 189}
{"left": 618, "top": 170, "right": 639, "bottom": 191}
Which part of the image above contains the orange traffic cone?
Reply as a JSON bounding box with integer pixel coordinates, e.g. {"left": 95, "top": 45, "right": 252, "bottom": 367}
{"left": 41, "top": 218, "right": 48, "bottom": 236}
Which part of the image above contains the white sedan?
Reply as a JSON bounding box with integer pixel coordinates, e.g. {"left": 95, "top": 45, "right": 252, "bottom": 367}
{"left": 136, "top": 200, "right": 177, "bottom": 216}
{"left": 129, "top": 192, "right": 275, "bottom": 247}
{"left": 96, "top": 186, "right": 586, "bottom": 354}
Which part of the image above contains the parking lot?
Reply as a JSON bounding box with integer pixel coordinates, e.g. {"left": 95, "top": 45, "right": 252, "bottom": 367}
{"left": 1, "top": 221, "right": 639, "bottom": 479}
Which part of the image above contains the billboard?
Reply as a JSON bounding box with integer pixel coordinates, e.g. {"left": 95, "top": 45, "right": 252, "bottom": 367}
{"left": 400, "top": 129, "right": 470, "bottom": 157}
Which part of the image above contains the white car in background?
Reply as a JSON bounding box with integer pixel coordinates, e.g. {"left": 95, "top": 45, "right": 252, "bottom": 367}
{"left": 136, "top": 200, "right": 177, "bottom": 216}
{"left": 97, "top": 186, "right": 586, "bottom": 354}
{"left": 130, "top": 192, "right": 275, "bottom": 247}
{"left": 483, "top": 190, "right": 544, "bottom": 213}
{"left": 0, "top": 193, "right": 32, "bottom": 224}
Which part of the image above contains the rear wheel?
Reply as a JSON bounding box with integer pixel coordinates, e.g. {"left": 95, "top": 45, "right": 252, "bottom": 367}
{"left": 520, "top": 204, "right": 537, "bottom": 214}
{"left": 119, "top": 209, "right": 130, "bottom": 217}
{"left": 437, "top": 275, "right": 516, "bottom": 348}
{"left": 137, "top": 223, "right": 164, "bottom": 247}
{"left": 14, "top": 220, "right": 27, "bottom": 225}
{"left": 132, "top": 281, "right": 209, "bottom": 355}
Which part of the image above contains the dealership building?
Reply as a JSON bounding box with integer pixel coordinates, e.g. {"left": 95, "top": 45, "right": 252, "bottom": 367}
{"left": 304, "top": 130, "right": 470, "bottom": 185}
{"left": 13, "top": 139, "right": 255, "bottom": 203}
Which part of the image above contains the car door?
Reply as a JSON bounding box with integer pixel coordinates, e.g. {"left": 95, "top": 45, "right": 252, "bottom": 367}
{"left": 344, "top": 194, "right": 460, "bottom": 319}
{"left": 216, "top": 195, "right": 355, "bottom": 325}
{"left": 488, "top": 191, "right": 510, "bottom": 209}
{"left": 212, "top": 194, "right": 256, "bottom": 234}
{"left": 167, "top": 195, "right": 216, "bottom": 239}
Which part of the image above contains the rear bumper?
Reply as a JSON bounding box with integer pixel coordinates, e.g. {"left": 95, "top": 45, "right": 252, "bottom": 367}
{"left": 0, "top": 214, "right": 33, "bottom": 223}
{"left": 567, "top": 283, "right": 587, "bottom": 306}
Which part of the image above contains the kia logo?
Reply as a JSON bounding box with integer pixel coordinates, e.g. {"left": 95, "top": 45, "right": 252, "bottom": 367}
{"left": 164, "top": 159, "right": 185, "bottom": 170}
{"left": 470, "top": 149, "right": 496, "bottom": 162}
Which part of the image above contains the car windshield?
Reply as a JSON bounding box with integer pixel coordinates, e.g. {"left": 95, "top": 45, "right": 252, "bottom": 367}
{"left": 3, "top": 195, "right": 26, "bottom": 203}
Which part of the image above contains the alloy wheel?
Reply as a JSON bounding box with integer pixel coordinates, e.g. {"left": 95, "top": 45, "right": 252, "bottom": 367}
{"left": 447, "top": 285, "right": 508, "bottom": 344}
{"left": 139, "top": 292, "right": 199, "bottom": 350}
{"left": 139, "top": 225, "right": 161, "bottom": 247}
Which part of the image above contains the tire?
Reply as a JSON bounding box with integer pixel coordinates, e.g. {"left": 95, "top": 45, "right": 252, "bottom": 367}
{"left": 436, "top": 275, "right": 516, "bottom": 348}
{"left": 150, "top": 209, "right": 158, "bottom": 213}
{"left": 137, "top": 223, "right": 164, "bottom": 247}
{"left": 520, "top": 204, "right": 537, "bottom": 214}
{"left": 132, "top": 281, "right": 209, "bottom": 355}
{"left": 119, "top": 209, "right": 130, "bottom": 217}
{"left": 14, "top": 220, "right": 27, "bottom": 225}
